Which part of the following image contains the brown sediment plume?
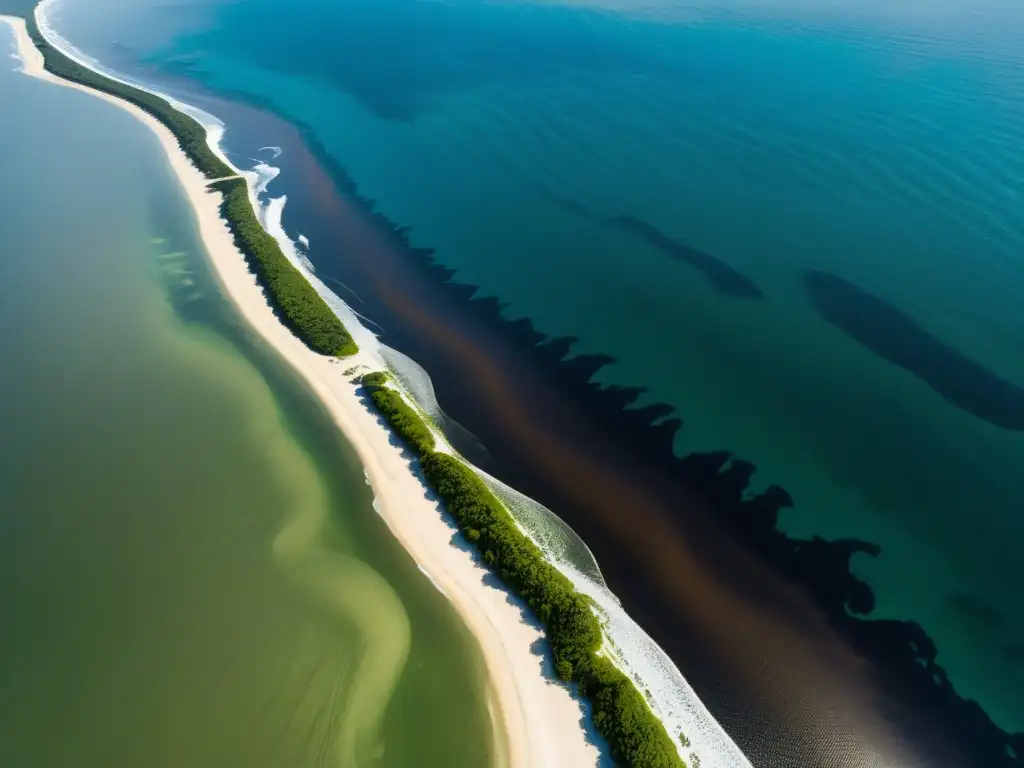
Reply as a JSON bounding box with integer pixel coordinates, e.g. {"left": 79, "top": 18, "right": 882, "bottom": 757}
{"left": 273, "top": 113, "right": 926, "bottom": 767}
{"left": 182, "top": 91, "right": 1011, "bottom": 766}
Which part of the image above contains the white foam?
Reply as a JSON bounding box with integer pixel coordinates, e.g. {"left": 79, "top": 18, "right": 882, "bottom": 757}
{"left": 259, "top": 145, "right": 282, "bottom": 159}
{"left": 381, "top": 345, "right": 443, "bottom": 420}
{"left": 257, "top": 194, "right": 388, "bottom": 363}
{"left": 297, "top": 233, "right": 310, "bottom": 249}
{"left": 250, "top": 161, "right": 280, "bottom": 198}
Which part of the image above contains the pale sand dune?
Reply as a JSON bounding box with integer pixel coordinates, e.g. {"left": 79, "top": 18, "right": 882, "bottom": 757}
{"left": 1, "top": 14, "right": 602, "bottom": 768}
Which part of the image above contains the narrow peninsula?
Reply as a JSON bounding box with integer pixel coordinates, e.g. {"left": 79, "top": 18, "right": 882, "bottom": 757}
{"left": 1, "top": 5, "right": 686, "bottom": 766}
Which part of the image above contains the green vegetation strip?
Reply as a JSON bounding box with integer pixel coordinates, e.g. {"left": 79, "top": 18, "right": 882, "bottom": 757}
{"left": 19, "top": 8, "right": 357, "bottom": 358}
{"left": 364, "top": 375, "right": 685, "bottom": 768}
{"left": 24, "top": 14, "right": 232, "bottom": 179}
{"left": 211, "top": 178, "right": 358, "bottom": 356}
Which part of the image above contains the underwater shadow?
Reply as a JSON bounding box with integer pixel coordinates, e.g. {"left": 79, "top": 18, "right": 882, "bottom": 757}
{"left": 610, "top": 215, "right": 765, "bottom": 300}
{"left": 804, "top": 269, "right": 1024, "bottom": 431}
{"left": 542, "top": 188, "right": 764, "bottom": 300}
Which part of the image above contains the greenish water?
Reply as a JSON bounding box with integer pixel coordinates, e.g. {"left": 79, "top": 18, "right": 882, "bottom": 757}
{"left": 0, "top": 28, "right": 496, "bottom": 768}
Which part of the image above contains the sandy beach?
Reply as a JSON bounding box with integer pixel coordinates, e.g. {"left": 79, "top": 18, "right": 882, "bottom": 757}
{"left": 1, "top": 13, "right": 602, "bottom": 768}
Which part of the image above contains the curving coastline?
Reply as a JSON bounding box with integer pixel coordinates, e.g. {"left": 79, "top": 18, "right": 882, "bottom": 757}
{"left": 0, "top": 9, "right": 611, "bottom": 768}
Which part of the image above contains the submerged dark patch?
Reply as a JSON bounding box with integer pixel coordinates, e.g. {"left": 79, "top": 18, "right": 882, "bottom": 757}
{"left": 804, "top": 270, "right": 1024, "bottom": 431}
{"left": 610, "top": 216, "right": 765, "bottom": 299}
{"left": 946, "top": 593, "right": 1007, "bottom": 632}
{"left": 538, "top": 190, "right": 765, "bottom": 299}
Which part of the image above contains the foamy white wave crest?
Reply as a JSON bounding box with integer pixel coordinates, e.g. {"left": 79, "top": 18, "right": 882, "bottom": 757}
{"left": 250, "top": 161, "right": 280, "bottom": 198}
{"left": 380, "top": 345, "right": 443, "bottom": 419}
{"left": 298, "top": 234, "right": 310, "bottom": 249}
{"left": 258, "top": 195, "right": 388, "bottom": 361}
{"left": 245, "top": 164, "right": 311, "bottom": 283}
{"left": 259, "top": 145, "right": 282, "bottom": 159}
{"left": 32, "top": 6, "right": 753, "bottom": 763}
{"left": 474, "top": 468, "right": 605, "bottom": 585}
{"left": 380, "top": 345, "right": 489, "bottom": 458}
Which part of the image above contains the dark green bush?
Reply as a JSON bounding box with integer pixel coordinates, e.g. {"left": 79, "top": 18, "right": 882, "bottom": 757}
{"left": 360, "top": 371, "right": 390, "bottom": 389}
{"left": 368, "top": 388, "right": 434, "bottom": 455}
{"left": 211, "top": 178, "right": 357, "bottom": 357}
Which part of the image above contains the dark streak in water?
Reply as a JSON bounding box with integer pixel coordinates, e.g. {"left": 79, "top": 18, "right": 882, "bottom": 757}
{"left": 805, "top": 269, "right": 1024, "bottom": 430}
{"left": 946, "top": 593, "right": 1006, "bottom": 632}
{"left": 540, "top": 188, "right": 765, "bottom": 299}
{"left": 610, "top": 215, "right": 766, "bottom": 299}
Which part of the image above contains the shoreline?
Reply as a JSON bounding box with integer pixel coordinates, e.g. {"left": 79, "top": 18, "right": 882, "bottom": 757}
{"left": 0, "top": 13, "right": 603, "bottom": 768}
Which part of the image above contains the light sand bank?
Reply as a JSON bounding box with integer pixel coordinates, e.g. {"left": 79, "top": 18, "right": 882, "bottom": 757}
{"left": 1, "top": 14, "right": 602, "bottom": 768}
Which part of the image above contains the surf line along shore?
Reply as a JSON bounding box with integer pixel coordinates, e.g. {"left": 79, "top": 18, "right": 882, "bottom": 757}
{"left": 0, "top": 13, "right": 604, "bottom": 768}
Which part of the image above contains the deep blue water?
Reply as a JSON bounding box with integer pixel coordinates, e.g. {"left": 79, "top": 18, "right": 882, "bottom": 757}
{"left": 47, "top": 0, "right": 1024, "bottom": 764}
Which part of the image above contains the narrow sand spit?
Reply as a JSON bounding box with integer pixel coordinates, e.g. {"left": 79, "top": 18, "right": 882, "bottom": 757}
{"left": 1, "top": 15, "right": 602, "bottom": 768}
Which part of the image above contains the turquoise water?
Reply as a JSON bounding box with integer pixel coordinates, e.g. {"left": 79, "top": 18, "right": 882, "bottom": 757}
{"left": 47, "top": 0, "right": 1024, "bottom": 754}
{"left": 0, "top": 22, "right": 497, "bottom": 767}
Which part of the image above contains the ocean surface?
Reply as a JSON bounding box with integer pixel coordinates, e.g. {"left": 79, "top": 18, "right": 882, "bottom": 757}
{"left": 34, "top": 0, "right": 1024, "bottom": 765}
{"left": 0, "top": 26, "right": 498, "bottom": 768}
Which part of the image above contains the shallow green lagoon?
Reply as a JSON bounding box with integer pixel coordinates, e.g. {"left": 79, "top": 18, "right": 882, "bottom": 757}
{"left": 0, "top": 28, "right": 496, "bottom": 768}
